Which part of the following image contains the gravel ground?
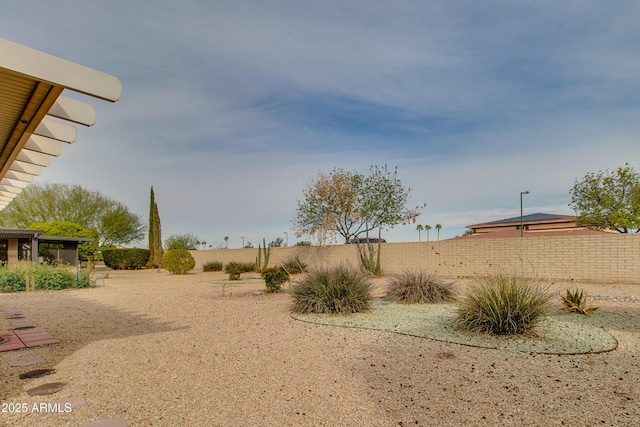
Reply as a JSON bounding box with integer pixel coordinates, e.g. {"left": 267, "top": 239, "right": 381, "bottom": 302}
{"left": 1, "top": 269, "right": 639, "bottom": 426}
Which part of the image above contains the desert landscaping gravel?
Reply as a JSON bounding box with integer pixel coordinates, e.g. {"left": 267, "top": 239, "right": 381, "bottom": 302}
{"left": 1, "top": 269, "right": 639, "bottom": 426}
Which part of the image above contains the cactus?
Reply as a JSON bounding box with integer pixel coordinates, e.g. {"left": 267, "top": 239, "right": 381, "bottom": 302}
{"left": 256, "top": 238, "right": 271, "bottom": 272}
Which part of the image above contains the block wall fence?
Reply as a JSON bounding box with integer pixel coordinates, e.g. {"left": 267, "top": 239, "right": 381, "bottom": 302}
{"left": 189, "top": 234, "right": 640, "bottom": 284}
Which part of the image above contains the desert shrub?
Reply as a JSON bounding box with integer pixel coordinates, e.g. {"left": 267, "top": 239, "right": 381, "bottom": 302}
{"left": 384, "top": 271, "right": 455, "bottom": 304}
{"left": 203, "top": 261, "right": 223, "bottom": 272}
{"left": 282, "top": 255, "right": 308, "bottom": 275}
{"left": 102, "top": 248, "right": 150, "bottom": 270}
{"left": 562, "top": 288, "right": 599, "bottom": 315}
{"left": 225, "top": 261, "right": 254, "bottom": 279}
{"left": 162, "top": 250, "right": 196, "bottom": 275}
{"left": 455, "top": 273, "right": 552, "bottom": 335}
{"left": 0, "top": 266, "right": 26, "bottom": 293}
{"left": 262, "top": 266, "right": 289, "bottom": 293}
{"left": 289, "top": 265, "right": 373, "bottom": 314}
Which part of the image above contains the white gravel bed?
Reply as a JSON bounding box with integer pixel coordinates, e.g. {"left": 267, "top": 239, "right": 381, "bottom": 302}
{"left": 0, "top": 270, "right": 638, "bottom": 426}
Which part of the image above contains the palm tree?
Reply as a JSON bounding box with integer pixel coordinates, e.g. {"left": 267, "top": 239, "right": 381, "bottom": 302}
{"left": 224, "top": 236, "right": 229, "bottom": 249}
{"left": 416, "top": 224, "right": 424, "bottom": 241}
{"left": 425, "top": 225, "right": 432, "bottom": 242}
{"left": 435, "top": 224, "right": 442, "bottom": 241}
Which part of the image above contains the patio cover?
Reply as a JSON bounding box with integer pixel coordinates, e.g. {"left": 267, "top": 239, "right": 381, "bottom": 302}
{"left": 0, "top": 38, "right": 121, "bottom": 210}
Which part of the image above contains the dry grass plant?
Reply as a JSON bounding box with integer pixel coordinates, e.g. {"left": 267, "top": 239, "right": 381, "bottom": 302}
{"left": 455, "top": 272, "right": 553, "bottom": 335}
{"left": 289, "top": 264, "right": 373, "bottom": 314}
{"left": 384, "top": 271, "right": 456, "bottom": 304}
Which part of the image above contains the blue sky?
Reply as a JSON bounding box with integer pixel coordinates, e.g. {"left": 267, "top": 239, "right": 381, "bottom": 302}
{"left": 2, "top": 1, "right": 640, "bottom": 246}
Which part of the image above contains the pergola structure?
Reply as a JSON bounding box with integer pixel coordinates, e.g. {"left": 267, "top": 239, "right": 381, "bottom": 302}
{"left": 0, "top": 38, "right": 120, "bottom": 265}
{"left": 0, "top": 37, "right": 121, "bottom": 209}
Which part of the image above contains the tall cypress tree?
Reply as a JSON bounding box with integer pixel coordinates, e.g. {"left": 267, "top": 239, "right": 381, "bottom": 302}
{"left": 148, "top": 186, "right": 163, "bottom": 268}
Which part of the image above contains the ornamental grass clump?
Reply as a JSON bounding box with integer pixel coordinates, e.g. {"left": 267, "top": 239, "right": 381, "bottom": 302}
{"left": 289, "top": 265, "right": 373, "bottom": 314}
{"left": 562, "top": 288, "right": 599, "bottom": 315}
{"left": 282, "top": 255, "right": 308, "bottom": 275}
{"left": 203, "top": 261, "right": 223, "bottom": 272}
{"left": 455, "top": 273, "right": 552, "bottom": 335}
{"left": 384, "top": 270, "right": 455, "bottom": 304}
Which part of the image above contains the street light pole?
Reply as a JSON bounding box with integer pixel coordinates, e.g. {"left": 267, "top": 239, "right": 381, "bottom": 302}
{"left": 284, "top": 232, "right": 288, "bottom": 247}
{"left": 520, "top": 191, "right": 529, "bottom": 237}
{"left": 241, "top": 236, "right": 244, "bottom": 248}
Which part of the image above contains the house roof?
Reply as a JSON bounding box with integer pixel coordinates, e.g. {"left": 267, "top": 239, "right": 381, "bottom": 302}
{"left": 454, "top": 228, "right": 613, "bottom": 240}
{"left": 0, "top": 38, "right": 121, "bottom": 210}
{"left": 0, "top": 227, "right": 43, "bottom": 239}
{"left": 467, "top": 213, "right": 576, "bottom": 229}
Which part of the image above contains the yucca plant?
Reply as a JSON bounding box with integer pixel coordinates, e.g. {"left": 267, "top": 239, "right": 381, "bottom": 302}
{"left": 562, "top": 288, "right": 599, "bottom": 315}
{"left": 455, "top": 273, "right": 552, "bottom": 335}
{"left": 289, "top": 264, "right": 373, "bottom": 314}
{"left": 384, "top": 271, "right": 455, "bottom": 304}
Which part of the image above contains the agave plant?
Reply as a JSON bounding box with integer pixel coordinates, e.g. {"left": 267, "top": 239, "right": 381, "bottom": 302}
{"left": 562, "top": 288, "right": 599, "bottom": 315}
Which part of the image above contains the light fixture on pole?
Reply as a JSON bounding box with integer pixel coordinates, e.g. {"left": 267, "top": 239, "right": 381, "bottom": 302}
{"left": 520, "top": 191, "right": 530, "bottom": 237}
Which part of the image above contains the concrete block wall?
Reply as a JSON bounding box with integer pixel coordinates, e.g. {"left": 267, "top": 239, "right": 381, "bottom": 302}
{"left": 190, "top": 234, "right": 640, "bottom": 283}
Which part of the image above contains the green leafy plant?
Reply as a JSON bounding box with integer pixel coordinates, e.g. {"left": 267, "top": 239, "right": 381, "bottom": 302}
{"left": 455, "top": 273, "right": 552, "bottom": 335}
{"left": 289, "top": 264, "right": 373, "bottom": 314}
{"left": 101, "top": 248, "right": 150, "bottom": 270}
{"left": 282, "top": 255, "right": 308, "bottom": 275}
{"left": 562, "top": 288, "right": 599, "bottom": 315}
{"left": 262, "top": 266, "right": 289, "bottom": 293}
{"left": 384, "top": 271, "right": 455, "bottom": 304}
{"left": 162, "top": 249, "right": 195, "bottom": 275}
{"left": 203, "top": 261, "right": 223, "bottom": 272}
{"left": 0, "top": 264, "right": 26, "bottom": 293}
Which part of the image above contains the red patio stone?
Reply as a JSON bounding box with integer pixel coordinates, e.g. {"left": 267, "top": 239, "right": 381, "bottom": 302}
{"left": 0, "top": 331, "right": 26, "bottom": 351}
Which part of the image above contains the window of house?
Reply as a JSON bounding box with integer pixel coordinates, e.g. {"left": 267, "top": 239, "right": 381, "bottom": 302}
{"left": 18, "top": 238, "right": 31, "bottom": 261}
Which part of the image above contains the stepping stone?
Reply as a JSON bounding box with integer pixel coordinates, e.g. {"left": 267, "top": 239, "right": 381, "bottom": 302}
{"left": 19, "top": 369, "right": 56, "bottom": 379}
{"left": 10, "top": 356, "right": 44, "bottom": 367}
{"left": 14, "top": 328, "right": 60, "bottom": 347}
{"left": 52, "top": 396, "right": 86, "bottom": 409}
{"left": 0, "top": 332, "right": 27, "bottom": 352}
{"left": 26, "top": 381, "right": 70, "bottom": 396}
{"left": 3, "top": 349, "right": 35, "bottom": 358}
{"left": 85, "top": 418, "right": 128, "bottom": 427}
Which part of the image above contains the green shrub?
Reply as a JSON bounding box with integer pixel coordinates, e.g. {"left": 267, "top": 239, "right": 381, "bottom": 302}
{"left": 289, "top": 265, "right": 373, "bottom": 314}
{"left": 262, "top": 266, "right": 289, "bottom": 293}
{"left": 282, "top": 255, "right": 308, "bottom": 275}
{"left": 162, "top": 249, "right": 196, "bottom": 275}
{"left": 203, "top": 261, "right": 223, "bottom": 272}
{"left": 562, "top": 288, "right": 599, "bottom": 315}
{"left": 30, "top": 264, "right": 75, "bottom": 290}
{"left": 224, "top": 261, "right": 253, "bottom": 280}
{"left": 455, "top": 273, "right": 552, "bottom": 335}
{"left": 226, "top": 264, "right": 241, "bottom": 280}
{"left": 384, "top": 271, "right": 455, "bottom": 304}
{"left": 102, "top": 248, "right": 150, "bottom": 270}
{"left": 0, "top": 267, "right": 26, "bottom": 293}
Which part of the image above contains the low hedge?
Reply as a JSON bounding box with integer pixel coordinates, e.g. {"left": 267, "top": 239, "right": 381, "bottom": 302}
{"left": 101, "top": 248, "right": 150, "bottom": 270}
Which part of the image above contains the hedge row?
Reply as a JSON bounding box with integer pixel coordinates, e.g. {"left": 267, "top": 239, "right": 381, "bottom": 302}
{"left": 101, "top": 248, "right": 150, "bottom": 270}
